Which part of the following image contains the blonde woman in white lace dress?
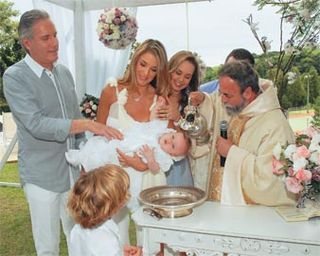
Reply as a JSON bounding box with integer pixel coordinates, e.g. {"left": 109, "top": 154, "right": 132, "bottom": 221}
{"left": 95, "top": 39, "right": 170, "bottom": 248}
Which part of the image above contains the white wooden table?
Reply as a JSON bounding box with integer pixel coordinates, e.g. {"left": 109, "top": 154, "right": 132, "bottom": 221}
{"left": 132, "top": 201, "right": 320, "bottom": 256}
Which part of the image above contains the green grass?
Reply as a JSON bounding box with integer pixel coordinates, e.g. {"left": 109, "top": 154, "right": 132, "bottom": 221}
{"left": 0, "top": 162, "right": 136, "bottom": 256}
{"left": 0, "top": 163, "right": 70, "bottom": 256}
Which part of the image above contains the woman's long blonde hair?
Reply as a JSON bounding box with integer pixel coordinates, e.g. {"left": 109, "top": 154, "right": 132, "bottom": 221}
{"left": 67, "top": 164, "right": 130, "bottom": 228}
{"left": 119, "top": 39, "right": 170, "bottom": 96}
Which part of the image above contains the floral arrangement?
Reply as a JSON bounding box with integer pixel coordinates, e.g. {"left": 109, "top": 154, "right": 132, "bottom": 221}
{"left": 272, "top": 126, "right": 320, "bottom": 208}
{"left": 96, "top": 7, "right": 138, "bottom": 50}
{"left": 79, "top": 94, "right": 99, "bottom": 120}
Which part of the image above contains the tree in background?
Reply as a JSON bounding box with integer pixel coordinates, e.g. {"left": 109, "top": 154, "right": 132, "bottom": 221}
{"left": 243, "top": 0, "right": 319, "bottom": 108}
{"left": 0, "top": 0, "right": 25, "bottom": 111}
{"left": 202, "top": 66, "right": 220, "bottom": 84}
{"left": 202, "top": 50, "right": 320, "bottom": 110}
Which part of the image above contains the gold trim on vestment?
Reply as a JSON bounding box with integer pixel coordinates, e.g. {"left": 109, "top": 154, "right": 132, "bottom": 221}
{"left": 208, "top": 115, "right": 252, "bottom": 202}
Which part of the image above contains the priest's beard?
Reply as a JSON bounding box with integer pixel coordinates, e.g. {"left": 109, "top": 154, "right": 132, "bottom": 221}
{"left": 224, "top": 97, "right": 247, "bottom": 116}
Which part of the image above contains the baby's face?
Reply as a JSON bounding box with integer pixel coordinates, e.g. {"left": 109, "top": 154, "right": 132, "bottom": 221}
{"left": 159, "top": 132, "right": 189, "bottom": 156}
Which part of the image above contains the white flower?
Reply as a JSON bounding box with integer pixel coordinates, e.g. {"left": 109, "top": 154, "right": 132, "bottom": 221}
{"left": 309, "top": 143, "right": 320, "bottom": 153}
{"left": 120, "top": 15, "right": 126, "bottom": 22}
{"left": 284, "top": 144, "right": 297, "bottom": 160}
{"left": 284, "top": 41, "right": 296, "bottom": 54}
{"left": 287, "top": 71, "right": 297, "bottom": 85}
{"left": 112, "top": 30, "right": 121, "bottom": 40}
{"left": 261, "top": 37, "right": 271, "bottom": 52}
{"left": 299, "top": 8, "right": 311, "bottom": 21}
{"left": 273, "top": 142, "right": 282, "bottom": 160}
{"left": 106, "top": 15, "right": 113, "bottom": 24}
{"left": 292, "top": 157, "right": 308, "bottom": 171}
{"left": 310, "top": 151, "right": 320, "bottom": 165}
{"left": 311, "top": 133, "right": 320, "bottom": 146}
{"left": 309, "top": 138, "right": 320, "bottom": 165}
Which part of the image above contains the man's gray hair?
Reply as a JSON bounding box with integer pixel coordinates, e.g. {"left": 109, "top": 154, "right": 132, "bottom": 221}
{"left": 218, "top": 61, "right": 260, "bottom": 94}
{"left": 18, "top": 9, "right": 50, "bottom": 50}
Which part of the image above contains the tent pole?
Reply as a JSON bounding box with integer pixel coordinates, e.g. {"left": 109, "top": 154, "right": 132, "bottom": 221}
{"left": 185, "top": 0, "right": 190, "bottom": 50}
{"left": 74, "top": 0, "right": 87, "bottom": 100}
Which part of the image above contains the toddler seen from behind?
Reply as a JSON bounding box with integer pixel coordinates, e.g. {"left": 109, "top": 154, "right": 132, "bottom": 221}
{"left": 67, "top": 164, "right": 142, "bottom": 256}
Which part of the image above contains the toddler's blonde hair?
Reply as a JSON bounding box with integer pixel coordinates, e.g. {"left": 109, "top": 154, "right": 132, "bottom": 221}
{"left": 68, "top": 164, "right": 130, "bottom": 228}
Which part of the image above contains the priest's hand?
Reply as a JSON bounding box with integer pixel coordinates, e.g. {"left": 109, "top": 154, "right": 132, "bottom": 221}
{"left": 216, "top": 136, "right": 233, "bottom": 157}
{"left": 189, "top": 91, "right": 205, "bottom": 106}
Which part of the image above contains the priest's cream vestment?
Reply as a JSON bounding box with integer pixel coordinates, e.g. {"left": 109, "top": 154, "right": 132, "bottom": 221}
{"left": 189, "top": 79, "right": 296, "bottom": 206}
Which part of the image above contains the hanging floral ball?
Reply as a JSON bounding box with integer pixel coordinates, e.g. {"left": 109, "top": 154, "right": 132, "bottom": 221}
{"left": 97, "top": 7, "right": 138, "bottom": 50}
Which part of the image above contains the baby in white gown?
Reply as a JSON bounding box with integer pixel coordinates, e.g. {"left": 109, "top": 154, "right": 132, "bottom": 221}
{"left": 66, "top": 119, "right": 190, "bottom": 210}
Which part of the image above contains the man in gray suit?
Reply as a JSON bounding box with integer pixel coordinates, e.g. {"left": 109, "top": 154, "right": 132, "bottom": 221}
{"left": 3, "top": 9, "right": 122, "bottom": 256}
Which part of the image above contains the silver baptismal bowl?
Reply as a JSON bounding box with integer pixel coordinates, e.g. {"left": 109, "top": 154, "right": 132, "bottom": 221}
{"left": 138, "top": 185, "right": 207, "bottom": 218}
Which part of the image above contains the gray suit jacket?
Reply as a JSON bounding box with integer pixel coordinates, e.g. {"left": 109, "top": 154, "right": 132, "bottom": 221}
{"left": 3, "top": 59, "right": 84, "bottom": 192}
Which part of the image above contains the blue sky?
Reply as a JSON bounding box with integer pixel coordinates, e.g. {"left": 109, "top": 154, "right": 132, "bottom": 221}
{"left": 11, "top": 0, "right": 289, "bottom": 66}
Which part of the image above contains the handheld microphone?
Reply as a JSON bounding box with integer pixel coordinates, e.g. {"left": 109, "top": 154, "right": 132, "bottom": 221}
{"left": 220, "top": 120, "right": 228, "bottom": 167}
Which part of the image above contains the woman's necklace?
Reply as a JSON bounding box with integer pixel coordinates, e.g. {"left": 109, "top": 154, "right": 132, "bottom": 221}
{"left": 132, "top": 94, "right": 143, "bottom": 102}
{"left": 131, "top": 86, "right": 150, "bottom": 102}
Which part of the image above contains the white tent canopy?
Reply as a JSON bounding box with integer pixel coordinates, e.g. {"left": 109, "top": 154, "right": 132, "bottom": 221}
{"left": 32, "top": 0, "right": 209, "bottom": 99}
{"left": 46, "top": 0, "right": 208, "bottom": 10}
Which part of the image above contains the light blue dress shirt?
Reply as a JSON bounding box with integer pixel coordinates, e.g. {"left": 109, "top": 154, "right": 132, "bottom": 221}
{"left": 199, "top": 79, "right": 219, "bottom": 93}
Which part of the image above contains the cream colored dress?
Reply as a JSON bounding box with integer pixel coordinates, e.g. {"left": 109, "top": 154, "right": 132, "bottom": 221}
{"left": 105, "top": 82, "right": 167, "bottom": 209}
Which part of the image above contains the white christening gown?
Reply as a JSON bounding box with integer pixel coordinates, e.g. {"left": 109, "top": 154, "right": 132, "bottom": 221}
{"left": 66, "top": 82, "right": 170, "bottom": 210}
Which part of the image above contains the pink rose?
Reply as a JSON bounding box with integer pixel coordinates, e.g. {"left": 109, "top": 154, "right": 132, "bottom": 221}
{"left": 285, "top": 177, "right": 303, "bottom": 194}
{"left": 295, "top": 169, "right": 312, "bottom": 182}
{"left": 287, "top": 167, "right": 294, "bottom": 177}
{"left": 296, "top": 145, "right": 310, "bottom": 158}
{"left": 114, "top": 8, "right": 121, "bottom": 16}
{"left": 272, "top": 157, "right": 285, "bottom": 175}
{"left": 113, "top": 17, "right": 121, "bottom": 25}
{"left": 312, "top": 167, "right": 320, "bottom": 182}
